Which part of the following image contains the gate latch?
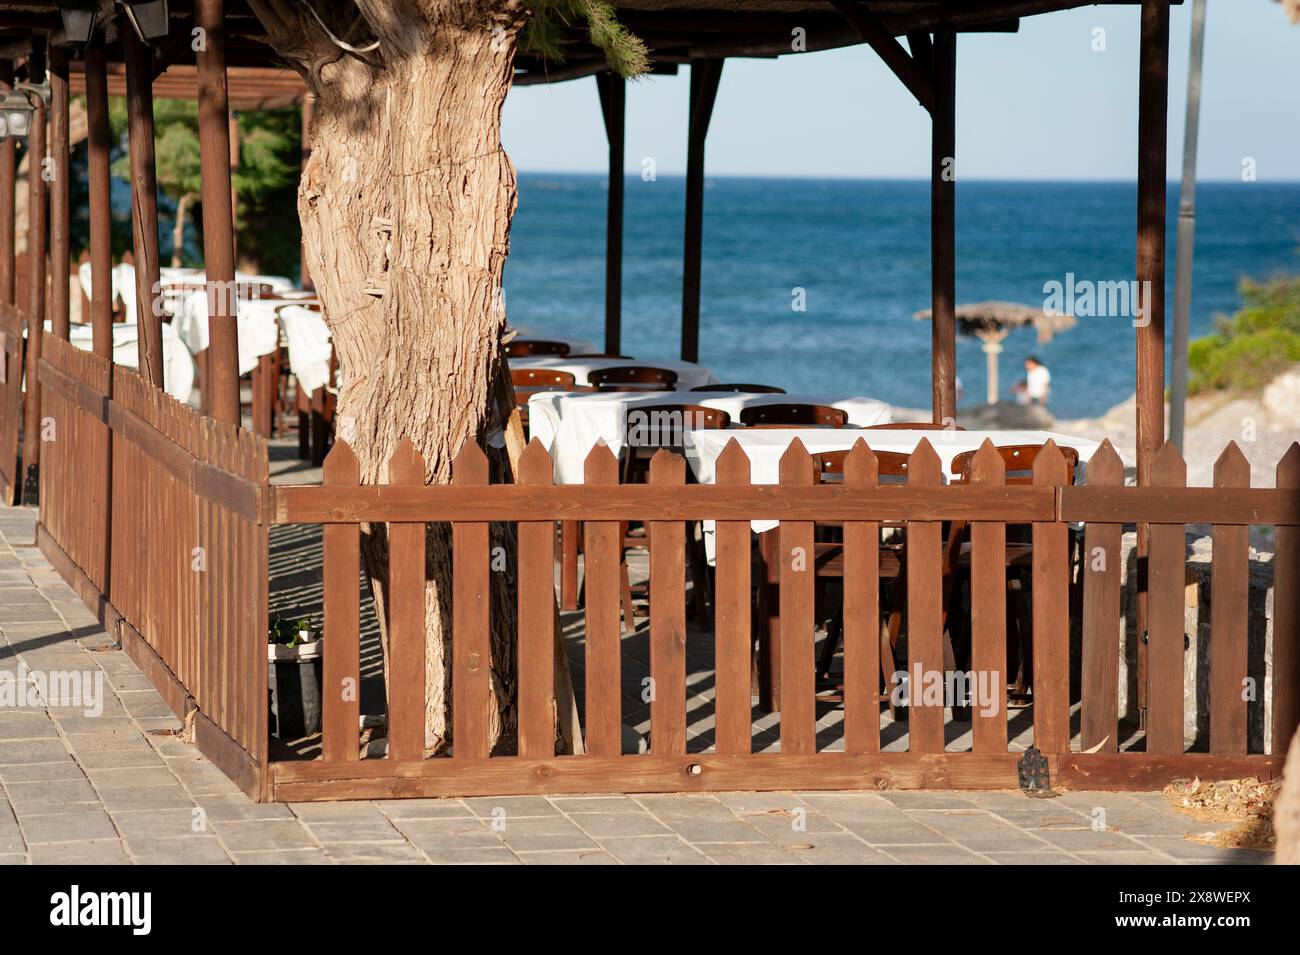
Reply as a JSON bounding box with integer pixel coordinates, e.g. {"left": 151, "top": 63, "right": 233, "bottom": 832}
{"left": 1017, "top": 746, "right": 1054, "bottom": 798}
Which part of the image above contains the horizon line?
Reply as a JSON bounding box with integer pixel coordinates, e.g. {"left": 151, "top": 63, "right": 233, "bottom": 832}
{"left": 515, "top": 170, "right": 1300, "bottom": 186}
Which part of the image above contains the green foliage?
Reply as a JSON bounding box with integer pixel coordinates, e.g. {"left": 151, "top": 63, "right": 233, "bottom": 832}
{"left": 269, "top": 615, "right": 319, "bottom": 647}
{"left": 1188, "top": 275, "right": 1300, "bottom": 394}
{"left": 523, "top": 0, "right": 649, "bottom": 78}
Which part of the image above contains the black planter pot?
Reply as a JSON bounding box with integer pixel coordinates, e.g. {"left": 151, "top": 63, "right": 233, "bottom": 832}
{"left": 268, "top": 642, "right": 323, "bottom": 741}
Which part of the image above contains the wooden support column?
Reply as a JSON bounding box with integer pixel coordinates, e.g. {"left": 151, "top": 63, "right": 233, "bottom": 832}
{"left": 0, "top": 60, "right": 14, "bottom": 306}
{"left": 49, "top": 46, "right": 70, "bottom": 340}
{"left": 681, "top": 59, "right": 723, "bottom": 364}
{"left": 930, "top": 30, "right": 957, "bottom": 425}
{"left": 1135, "top": 0, "right": 1170, "bottom": 713}
{"left": 22, "top": 58, "right": 47, "bottom": 494}
{"left": 596, "top": 73, "right": 625, "bottom": 356}
{"left": 196, "top": 0, "right": 240, "bottom": 428}
{"left": 85, "top": 45, "right": 114, "bottom": 360}
{"left": 123, "top": 29, "right": 165, "bottom": 387}
{"left": 299, "top": 94, "right": 313, "bottom": 290}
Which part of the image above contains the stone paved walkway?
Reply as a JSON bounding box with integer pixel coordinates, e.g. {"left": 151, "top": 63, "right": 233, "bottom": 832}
{"left": 0, "top": 505, "right": 1270, "bottom": 865}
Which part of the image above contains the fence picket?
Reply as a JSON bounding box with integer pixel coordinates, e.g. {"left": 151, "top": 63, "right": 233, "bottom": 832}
{"left": 906, "top": 438, "right": 944, "bottom": 754}
{"left": 969, "top": 440, "right": 1008, "bottom": 754}
{"left": 649, "top": 450, "right": 686, "bottom": 755}
{"left": 388, "top": 438, "right": 428, "bottom": 762}
{"left": 1080, "top": 439, "right": 1123, "bottom": 753}
{"left": 843, "top": 439, "right": 880, "bottom": 754}
{"left": 453, "top": 440, "right": 492, "bottom": 760}
{"left": 778, "top": 439, "right": 817, "bottom": 755}
{"left": 517, "top": 439, "right": 556, "bottom": 758}
{"left": 1274, "top": 444, "right": 1300, "bottom": 756}
{"left": 582, "top": 442, "right": 622, "bottom": 757}
{"left": 715, "top": 439, "right": 752, "bottom": 756}
{"left": 1146, "top": 441, "right": 1188, "bottom": 756}
{"left": 1210, "top": 443, "right": 1249, "bottom": 756}
{"left": 1030, "top": 439, "right": 1071, "bottom": 754}
{"left": 322, "top": 440, "right": 361, "bottom": 762}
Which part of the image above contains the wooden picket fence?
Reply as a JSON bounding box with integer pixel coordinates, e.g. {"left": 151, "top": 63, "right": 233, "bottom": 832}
{"left": 36, "top": 346, "right": 271, "bottom": 798}
{"left": 262, "top": 434, "right": 1299, "bottom": 802}
{"left": 0, "top": 303, "right": 26, "bottom": 503}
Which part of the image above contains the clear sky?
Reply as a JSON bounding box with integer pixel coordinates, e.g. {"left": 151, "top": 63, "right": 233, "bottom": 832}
{"left": 502, "top": 1, "right": 1300, "bottom": 182}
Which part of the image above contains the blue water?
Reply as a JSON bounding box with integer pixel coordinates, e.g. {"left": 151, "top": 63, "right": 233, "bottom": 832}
{"left": 503, "top": 175, "right": 1300, "bottom": 420}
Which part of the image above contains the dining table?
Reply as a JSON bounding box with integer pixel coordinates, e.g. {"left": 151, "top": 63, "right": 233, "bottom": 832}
{"left": 529, "top": 389, "right": 895, "bottom": 484}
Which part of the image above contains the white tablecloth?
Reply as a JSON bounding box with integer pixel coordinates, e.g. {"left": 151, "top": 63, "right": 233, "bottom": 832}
{"left": 172, "top": 292, "right": 283, "bottom": 375}
{"left": 60, "top": 322, "right": 196, "bottom": 404}
{"left": 529, "top": 390, "right": 894, "bottom": 484}
{"left": 277, "top": 305, "right": 333, "bottom": 395}
{"left": 510, "top": 355, "right": 718, "bottom": 390}
{"left": 687, "top": 428, "right": 1111, "bottom": 533}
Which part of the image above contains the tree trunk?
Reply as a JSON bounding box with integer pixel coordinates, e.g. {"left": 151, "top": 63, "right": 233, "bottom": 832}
{"left": 251, "top": 0, "right": 523, "bottom": 753}
{"left": 171, "top": 192, "right": 195, "bottom": 268}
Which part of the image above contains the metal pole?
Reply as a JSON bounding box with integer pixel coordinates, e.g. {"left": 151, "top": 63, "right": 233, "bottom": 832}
{"left": 1170, "top": 0, "right": 1207, "bottom": 453}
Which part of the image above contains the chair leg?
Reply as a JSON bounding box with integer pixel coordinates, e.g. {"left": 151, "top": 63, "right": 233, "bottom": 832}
{"left": 297, "top": 410, "right": 310, "bottom": 460}
{"left": 686, "top": 522, "right": 712, "bottom": 619}
{"left": 561, "top": 520, "right": 580, "bottom": 611}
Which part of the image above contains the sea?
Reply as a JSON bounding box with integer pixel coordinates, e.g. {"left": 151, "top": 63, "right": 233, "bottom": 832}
{"left": 503, "top": 174, "right": 1300, "bottom": 420}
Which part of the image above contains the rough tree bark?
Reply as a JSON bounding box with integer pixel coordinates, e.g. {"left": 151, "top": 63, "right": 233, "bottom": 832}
{"left": 250, "top": 0, "right": 524, "bottom": 753}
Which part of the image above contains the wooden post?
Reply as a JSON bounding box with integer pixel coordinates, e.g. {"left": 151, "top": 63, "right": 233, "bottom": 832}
{"left": 49, "top": 45, "right": 70, "bottom": 340}
{"left": 0, "top": 60, "right": 14, "bottom": 307}
{"left": 930, "top": 30, "right": 957, "bottom": 425}
{"left": 596, "top": 73, "right": 625, "bottom": 357}
{"left": 196, "top": 0, "right": 241, "bottom": 428}
{"left": 123, "top": 28, "right": 165, "bottom": 387}
{"left": 85, "top": 45, "right": 114, "bottom": 360}
{"left": 1135, "top": 0, "right": 1170, "bottom": 711}
{"left": 22, "top": 52, "right": 47, "bottom": 494}
{"left": 680, "top": 59, "right": 723, "bottom": 364}
{"left": 299, "top": 94, "right": 313, "bottom": 290}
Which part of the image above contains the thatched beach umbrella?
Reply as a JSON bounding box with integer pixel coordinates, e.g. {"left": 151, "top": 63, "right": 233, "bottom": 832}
{"left": 914, "top": 301, "right": 1077, "bottom": 405}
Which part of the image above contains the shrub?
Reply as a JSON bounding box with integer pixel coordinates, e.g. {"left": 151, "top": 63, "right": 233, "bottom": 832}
{"left": 1188, "top": 275, "right": 1300, "bottom": 395}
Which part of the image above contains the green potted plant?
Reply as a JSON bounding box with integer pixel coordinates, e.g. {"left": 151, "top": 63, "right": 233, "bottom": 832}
{"left": 268, "top": 615, "right": 322, "bottom": 740}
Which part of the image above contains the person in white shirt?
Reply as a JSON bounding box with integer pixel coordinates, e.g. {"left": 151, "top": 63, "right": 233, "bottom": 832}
{"left": 1013, "top": 356, "right": 1051, "bottom": 406}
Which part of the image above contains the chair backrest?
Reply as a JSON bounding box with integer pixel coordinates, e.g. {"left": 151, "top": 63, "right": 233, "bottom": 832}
{"left": 582, "top": 353, "right": 634, "bottom": 359}
{"left": 739, "top": 403, "right": 848, "bottom": 428}
{"left": 505, "top": 339, "right": 571, "bottom": 358}
{"left": 811, "top": 448, "right": 912, "bottom": 483}
{"left": 625, "top": 404, "right": 731, "bottom": 450}
{"left": 950, "top": 443, "right": 1080, "bottom": 486}
{"left": 511, "top": 368, "right": 577, "bottom": 390}
{"left": 863, "top": 421, "right": 966, "bottom": 431}
{"left": 588, "top": 365, "right": 679, "bottom": 388}
{"left": 690, "top": 383, "right": 786, "bottom": 394}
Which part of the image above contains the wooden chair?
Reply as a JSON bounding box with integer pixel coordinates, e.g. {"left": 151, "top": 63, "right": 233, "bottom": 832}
{"left": 946, "top": 443, "right": 1080, "bottom": 704}
{"left": 617, "top": 404, "right": 731, "bottom": 624}
{"left": 738, "top": 404, "right": 848, "bottom": 428}
{"left": 756, "top": 448, "right": 913, "bottom": 715}
{"left": 864, "top": 421, "right": 966, "bottom": 431}
{"left": 511, "top": 368, "right": 579, "bottom": 438}
{"left": 505, "top": 339, "right": 571, "bottom": 358}
{"left": 690, "top": 383, "right": 786, "bottom": 394}
{"left": 588, "top": 365, "right": 678, "bottom": 390}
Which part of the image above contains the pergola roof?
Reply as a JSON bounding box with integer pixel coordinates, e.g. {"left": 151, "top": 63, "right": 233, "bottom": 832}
{"left": 0, "top": 1, "right": 1171, "bottom": 85}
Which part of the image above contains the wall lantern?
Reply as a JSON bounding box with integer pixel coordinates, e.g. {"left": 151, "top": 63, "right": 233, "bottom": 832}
{"left": 119, "top": 0, "right": 171, "bottom": 43}
{"left": 59, "top": 1, "right": 101, "bottom": 48}
{"left": 0, "top": 91, "right": 36, "bottom": 141}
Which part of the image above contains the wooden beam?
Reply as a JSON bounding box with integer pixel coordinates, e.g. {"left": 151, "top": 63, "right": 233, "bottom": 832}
{"left": 930, "top": 30, "right": 957, "bottom": 424}
{"left": 595, "top": 73, "right": 625, "bottom": 357}
{"left": 0, "top": 60, "right": 14, "bottom": 307}
{"left": 1136, "top": 0, "right": 1170, "bottom": 487}
{"left": 123, "top": 28, "right": 166, "bottom": 387}
{"left": 48, "top": 43, "right": 69, "bottom": 340}
{"left": 22, "top": 76, "right": 46, "bottom": 492}
{"left": 196, "top": 0, "right": 241, "bottom": 428}
{"left": 84, "top": 45, "right": 113, "bottom": 360}
{"left": 831, "top": 1, "right": 935, "bottom": 114}
{"left": 681, "top": 59, "right": 723, "bottom": 364}
{"left": 299, "top": 93, "right": 312, "bottom": 290}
